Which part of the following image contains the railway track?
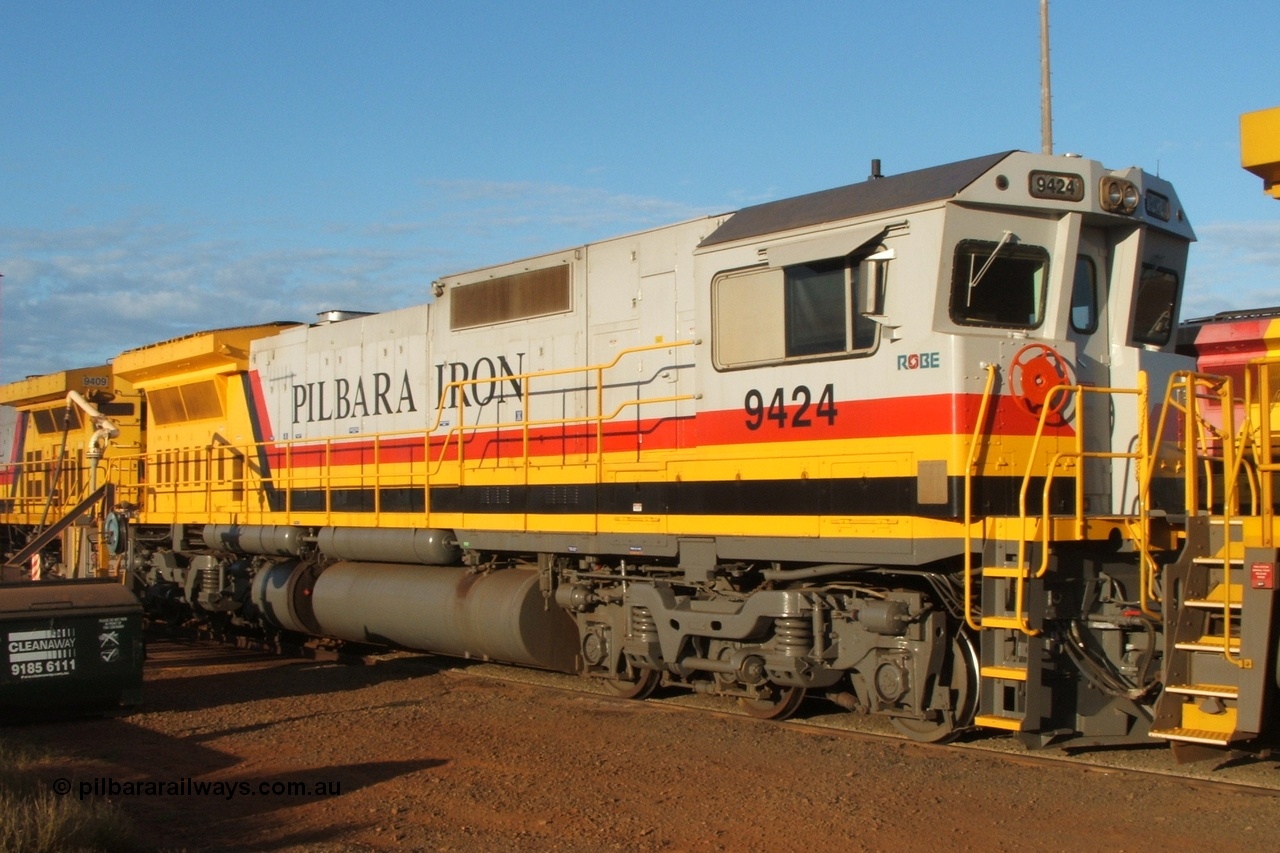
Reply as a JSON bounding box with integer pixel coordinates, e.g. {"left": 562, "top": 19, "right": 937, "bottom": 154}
{"left": 143, "top": 629, "right": 1280, "bottom": 793}
{"left": 42, "top": 634, "right": 1275, "bottom": 852}
{"left": 420, "top": 655, "right": 1280, "bottom": 795}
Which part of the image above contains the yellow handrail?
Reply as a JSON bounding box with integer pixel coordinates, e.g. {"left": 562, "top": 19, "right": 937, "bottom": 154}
{"left": 1209, "top": 371, "right": 1248, "bottom": 669}
{"left": 428, "top": 339, "right": 696, "bottom": 480}
{"left": 988, "top": 379, "right": 1153, "bottom": 635}
{"left": 963, "top": 362, "right": 999, "bottom": 633}
{"left": 1243, "top": 357, "right": 1279, "bottom": 547}
{"left": 1150, "top": 370, "right": 1253, "bottom": 668}
{"left": 91, "top": 339, "right": 697, "bottom": 528}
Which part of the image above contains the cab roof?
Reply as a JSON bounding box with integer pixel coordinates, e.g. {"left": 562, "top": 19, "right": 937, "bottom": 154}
{"left": 699, "top": 151, "right": 1014, "bottom": 248}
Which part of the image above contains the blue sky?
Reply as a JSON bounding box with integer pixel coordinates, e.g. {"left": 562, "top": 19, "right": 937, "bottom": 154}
{"left": 2, "top": 1, "right": 1278, "bottom": 383}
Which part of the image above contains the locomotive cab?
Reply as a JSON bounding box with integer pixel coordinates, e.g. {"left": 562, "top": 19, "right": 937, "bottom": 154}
{"left": 937, "top": 159, "right": 1195, "bottom": 518}
{"left": 0, "top": 366, "right": 143, "bottom": 578}
{"left": 696, "top": 151, "right": 1195, "bottom": 549}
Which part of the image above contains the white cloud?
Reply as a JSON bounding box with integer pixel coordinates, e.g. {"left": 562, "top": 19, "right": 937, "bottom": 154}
{"left": 0, "top": 222, "right": 435, "bottom": 382}
{"left": 0, "top": 180, "right": 713, "bottom": 383}
{"left": 1184, "top": 220, "right": 1280, "bottom": 319}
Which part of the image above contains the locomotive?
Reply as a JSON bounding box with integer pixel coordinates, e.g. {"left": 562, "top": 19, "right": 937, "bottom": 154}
{"left": 2, "top": 148, "right": 1278, "bottom": 758}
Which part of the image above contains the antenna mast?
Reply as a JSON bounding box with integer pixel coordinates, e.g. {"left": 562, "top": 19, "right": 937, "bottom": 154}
{"left": 1040, "top": 0, "right": 1053, "bottom": 154}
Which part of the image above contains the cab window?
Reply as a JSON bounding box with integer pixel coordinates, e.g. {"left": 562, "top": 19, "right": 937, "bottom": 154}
{"left": 949, "top": 239, "right": 1049, "bottom": 329}
{"left": 31, "top": 406, "right": 82, "bottom": 435}
{"left": 1070, "top": 255, "right": 1098, "bottom": 334}
{"left": 714, "top": 250, "right": 885, "bottom": 369}
{"left": 1131, "top": 265, "right": 1179, "bottom": 346}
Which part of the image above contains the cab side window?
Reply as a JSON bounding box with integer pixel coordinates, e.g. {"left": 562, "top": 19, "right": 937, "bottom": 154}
{"left": 714, "top": 249, "right": 886, "bottom": 370}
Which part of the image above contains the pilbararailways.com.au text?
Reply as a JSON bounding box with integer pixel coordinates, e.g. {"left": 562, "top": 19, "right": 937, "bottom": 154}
{"left": 52, "top": 776, "right": 342, "bottom": 801}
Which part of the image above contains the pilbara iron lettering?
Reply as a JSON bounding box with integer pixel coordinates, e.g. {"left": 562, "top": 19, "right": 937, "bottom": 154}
{"left": 434, "top": 353, "right": 525, "bottom": 409}
{"left": 291, "top": 371, "right": 418, "bottom": 424}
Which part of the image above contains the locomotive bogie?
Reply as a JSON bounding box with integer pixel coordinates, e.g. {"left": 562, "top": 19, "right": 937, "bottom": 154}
{"left": 554, "top": 558, "right": 966, "bottom": 734}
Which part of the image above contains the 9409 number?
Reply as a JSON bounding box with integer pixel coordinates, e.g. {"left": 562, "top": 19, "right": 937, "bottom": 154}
{"left": 744, "top": 384, "right": 838, "bottom": 430}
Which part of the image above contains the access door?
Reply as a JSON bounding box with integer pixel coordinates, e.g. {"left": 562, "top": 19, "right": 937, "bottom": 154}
{"left": 1065, "top": 226, "right": 1115, "bottom": 513}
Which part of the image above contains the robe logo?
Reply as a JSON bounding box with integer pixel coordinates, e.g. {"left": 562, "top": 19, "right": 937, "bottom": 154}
{"left": 897, "top": 352, "right": 941, "bottom": 370}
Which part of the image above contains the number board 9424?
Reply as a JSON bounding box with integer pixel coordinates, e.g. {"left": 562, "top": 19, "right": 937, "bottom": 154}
{"left": 1028, "top": 170, "right": 1084, "bottom": 202}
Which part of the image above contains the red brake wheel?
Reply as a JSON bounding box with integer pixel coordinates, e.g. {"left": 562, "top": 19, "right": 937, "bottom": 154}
{"left": 1009, "top": 343, "right": 1071, "bottom": 422}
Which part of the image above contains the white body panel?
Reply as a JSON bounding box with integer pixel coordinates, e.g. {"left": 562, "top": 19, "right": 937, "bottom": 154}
{"left": 251, "top": 304, "right": 431, "bottom": 442}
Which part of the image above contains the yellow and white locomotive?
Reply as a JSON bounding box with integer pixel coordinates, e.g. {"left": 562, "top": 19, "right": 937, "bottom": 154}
{"left": 4, "top": 149, "right": 1277, "bottom": 755}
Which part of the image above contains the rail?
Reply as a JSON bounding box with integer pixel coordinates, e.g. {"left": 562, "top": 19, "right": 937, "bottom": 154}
{"left": 1149, "top": 370, "right": 1254, "bottom": 668}
{"left": 962, "top": 362, "right": 999, "bottom": 632}
{"left": 1205, "top": 355, "right": 1280, "bottom": 670}
{"left": 1149, "top": 371, "right": 1236, "bottom": 522}
{"left": 83, "top": 339, "right": 697, "bottom": 527}
{"left": 426, "top": 338, "right": 695, "bottom": 482}
{"left": 1242, "top": 356, "right": 1278, "bottom": 548}
{"left": 964, "top": 372, "right": 1160, "bottom": 637}
{"left": 999, "top": 379, "right": 1154, "bottom": 634}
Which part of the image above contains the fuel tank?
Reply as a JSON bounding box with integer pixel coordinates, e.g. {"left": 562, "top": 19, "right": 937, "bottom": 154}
{"left": 258, "top": 561, "right": 578, "bottom": 672}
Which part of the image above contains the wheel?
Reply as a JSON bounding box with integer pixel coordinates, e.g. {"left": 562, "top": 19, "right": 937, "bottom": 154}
{"left": 603, "top": 667, "right": 661, "bottom": 700}
{"left": 739, "top": 685, "right": 806, "bottom": 721}
{"left": 104, "top": 512, "right": 126, "bottom": 555}
{"left": 889, "top": 629, "right": 979, "bottom": 743}
{"left": 1009, "top": 342, "right": 1071, "bottom": 423}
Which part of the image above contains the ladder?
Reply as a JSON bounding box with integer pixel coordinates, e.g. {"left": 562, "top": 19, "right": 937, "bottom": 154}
{"left": 963, "top": 368, "right": 1150, "bottom": 740}
{"left": 1149, "top": 359, "right": 1280, "bottom": 758}
{"left": 1149, "top": 519, "right": 1278, "bottom": 759}
{"left": 972, "top": 540, "right": 1050, "bottom": 737}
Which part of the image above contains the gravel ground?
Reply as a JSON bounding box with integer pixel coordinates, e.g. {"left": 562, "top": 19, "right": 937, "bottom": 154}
{"left": 8, "top": 639, "right": 1280, "bottom": 853}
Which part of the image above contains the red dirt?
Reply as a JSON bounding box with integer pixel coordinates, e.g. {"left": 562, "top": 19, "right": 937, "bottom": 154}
{"left": 9, "top": 639, "right": 1280, "bottom": 852}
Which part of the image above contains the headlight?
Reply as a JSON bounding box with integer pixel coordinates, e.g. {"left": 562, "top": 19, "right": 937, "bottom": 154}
{"left": 1099, "top": 176, "right": 1140, "bottom": 215}
{"left": 1122, "top": 183, "right": 1140, "bottom": 213}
